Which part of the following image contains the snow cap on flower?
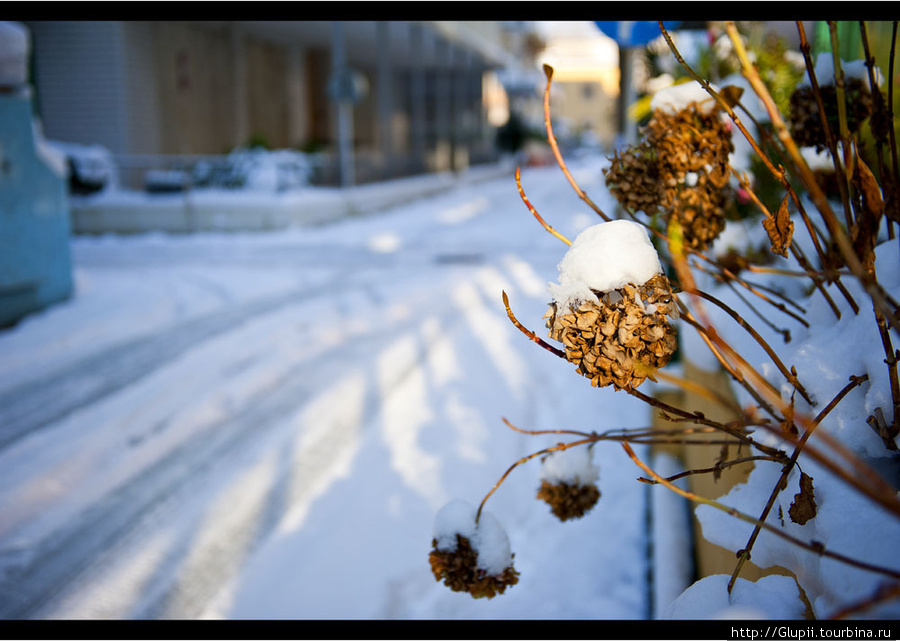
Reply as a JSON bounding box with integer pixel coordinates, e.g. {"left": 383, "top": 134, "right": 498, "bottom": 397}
{"left": 539, "top": 446, "right": 600, "bottom": 486}
{"left": 432, "top": 498, "right": 478, "bottom": 552}
{"left": 537, "top": 446, "right": 602, "bottom": 521}
{"left": 650, "top": 80, "right": 718, "bottom": 114}
{"left": 544, "top": 221, "right": 678, "bottom": 390}
{"left": 429, "top": 500, "right": 518, "bottom": 598}
{"left": 548, "top": 220, "right": 663, "bottom": 312}
{"left": 432, "top": 500, "right": 512, "bottom": 576}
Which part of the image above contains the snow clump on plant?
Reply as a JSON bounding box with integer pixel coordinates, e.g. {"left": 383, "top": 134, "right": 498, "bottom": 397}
{"left": 428, "top": 499, "right": 519, "bottom": 599}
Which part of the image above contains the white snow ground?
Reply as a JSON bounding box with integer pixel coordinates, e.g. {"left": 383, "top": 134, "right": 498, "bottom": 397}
{"left": 0, "top": 158, "right": 686, "bottom": 620}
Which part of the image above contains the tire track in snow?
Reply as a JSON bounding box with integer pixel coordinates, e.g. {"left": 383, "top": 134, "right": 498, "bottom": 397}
{"left": 0, "top": 262, "right": 480, "bottom": 619}
{"left": 0, "top": 274, "right": 362, "bottom": 452}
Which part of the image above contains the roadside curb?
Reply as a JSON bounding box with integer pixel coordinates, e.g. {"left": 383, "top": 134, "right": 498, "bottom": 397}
{"left": 70, "top": 161, "right": 517, "bottom": 235}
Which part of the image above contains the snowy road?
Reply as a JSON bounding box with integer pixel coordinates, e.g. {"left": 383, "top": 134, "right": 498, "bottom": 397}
{"left": 0, "top": 159, "right": 661, "bottom": 619}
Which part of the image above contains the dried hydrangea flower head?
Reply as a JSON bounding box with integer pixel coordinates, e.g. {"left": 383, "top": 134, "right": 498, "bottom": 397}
{"left": 789, "top": 54, "right": 882, "bottom": 149}
{"left": 604, "top": 141, "right": 661, "bottom": 216}
{"left": 604, "top": 81, "right": 734, "bottom": 251}
{"left": 545, "top": 221, "right": 678, "bottom": 391}
{"left": 537, "top": 446, "right": 601, "bottom": 521}
{"left": 428, "top": 499, "right": 519, "bottom": 599}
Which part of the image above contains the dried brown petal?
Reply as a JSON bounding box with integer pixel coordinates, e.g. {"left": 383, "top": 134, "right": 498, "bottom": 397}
{"left": 788, "top": 473, "right": 817, "bottom": 525}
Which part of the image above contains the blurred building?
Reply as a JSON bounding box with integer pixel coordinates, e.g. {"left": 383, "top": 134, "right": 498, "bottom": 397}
{"left": 24, "top": 20, "right": 546, "bottom": 187}
{"left": 537, "top": 22, "right": 619, "bottom": 152}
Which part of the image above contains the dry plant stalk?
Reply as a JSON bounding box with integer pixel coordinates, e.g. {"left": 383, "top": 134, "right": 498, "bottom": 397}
{"left": 433, "top": 19, "right": 900, "bottom": 619}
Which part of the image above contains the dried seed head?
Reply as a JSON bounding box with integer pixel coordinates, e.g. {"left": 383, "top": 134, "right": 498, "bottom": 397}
{"left": 604, "top": 102, "right": 733, "bottom": 250}
{"left": 429, "top": 500, "right": 519, "bottom": 599}
{"left": 537, "top": 480, "right": 601, "bottom": 521}
{"left": 788, "top": 80, "right": 876, "bottom": 149}
{"left": 545, "top": 273, "right": 678, "bottom": 390}
{"left": 604, "top": 142, "right": 661, "bottom": 215}
{"left": 649, "top": 103, "right": 733, "bottom": 251}
{"left": 428, "top": 534, "right": 520, "bottom": 599}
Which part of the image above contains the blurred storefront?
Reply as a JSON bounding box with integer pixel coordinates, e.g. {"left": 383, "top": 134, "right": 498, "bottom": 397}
{"left": 25, "top": 20, "right": 546, "bottom": 187}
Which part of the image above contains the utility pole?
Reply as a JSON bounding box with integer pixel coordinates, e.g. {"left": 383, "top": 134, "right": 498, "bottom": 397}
{"left": 330, "top": 22, "right": 355, "bottom": 187}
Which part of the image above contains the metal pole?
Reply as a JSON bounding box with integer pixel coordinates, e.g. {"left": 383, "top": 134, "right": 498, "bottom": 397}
{"left": 621, "top": 47, "right": 638, "bottom": 146}
{"left": 376, "top": 21, "right": 394, "bottom": 180}
{"left": 331, "top": 22, "right": 354, "bottom": 187}
{"left": 617, "top": 21, "right": 638, "bottom": 147}
{"left": 409, "top": 23, "right": 427, "bottom": 174}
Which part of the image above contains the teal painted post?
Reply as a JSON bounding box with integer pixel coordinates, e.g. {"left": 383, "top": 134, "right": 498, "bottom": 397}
{"left": 0, "top": 90, "right": 73, "bottom": 327}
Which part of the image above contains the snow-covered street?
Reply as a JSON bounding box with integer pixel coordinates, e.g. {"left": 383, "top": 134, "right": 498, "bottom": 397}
{"left": 0, "top": 158, "right": 666, "bottom": 620}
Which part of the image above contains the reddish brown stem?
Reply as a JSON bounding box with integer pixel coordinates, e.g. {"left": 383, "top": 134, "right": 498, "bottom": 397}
{"left": 542, "top": 64, "right": 611, "bottom": 222}
{"left": 515, "top": 166, "right": 571, "bottom": 246}
{"left": 501, "top": 290, "right": 565, "bottom": 360}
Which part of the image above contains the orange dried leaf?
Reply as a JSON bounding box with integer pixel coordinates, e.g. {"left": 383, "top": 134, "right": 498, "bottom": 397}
{"left": 762, "top": 194, "right": 794, "bottom": 258}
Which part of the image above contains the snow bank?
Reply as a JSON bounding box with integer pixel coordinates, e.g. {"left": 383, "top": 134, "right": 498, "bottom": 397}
{"left": 665, "top": 574, "right": 807, "bottom": 619}
{"left": 684, "top": 236, "right": 900, "bottom": 619}
{"left": 548, "top": 220, "right": 663, "bottom": 311}
{"left": 46, "top": 140, "right": 119, "bottom": 190}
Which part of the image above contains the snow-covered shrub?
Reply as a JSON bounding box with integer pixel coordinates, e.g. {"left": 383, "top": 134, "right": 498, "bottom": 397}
{"left": 431, "top": 21, "right": 900, "bottom": 620}
{"left": 223, "top": 148, "right": 313, "bottom": 192}
{"left": 46, "top": 140, "right": 119, "bottom": 194}
{"left": 189, "top": 148, "right": 313, "bottom": 192}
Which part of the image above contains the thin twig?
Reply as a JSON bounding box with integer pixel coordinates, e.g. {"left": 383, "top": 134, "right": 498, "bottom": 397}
{"left": 873, "top": 306, "right": 900, "bottom": 440}
{"left": 721, "top": 278, "right": 795, "bottom": 341}
{"left": 501, "top": 416, "right": 593, "bottom": 439}
{"left": 541, "top": 64, "right": 611, "bottom": 222}
{"left": 638, "top": 456, "right": 780, "bottom": 485}
{"left": 642, "top": 366, "right": 743, "bottom": 415}
{"left": 501, "top": 290, "right": 566, "bottom": 359}
{"left": 476, "top": 438, "right": 595, "bottom": 522}
{"left": 625, "top": 384, "right": 784, "bottom": 459}
{"left": 889, "top": 23, "right": 900, "bottom": 242}
{"left": 827, "top": 582, "right": 900, "bottom": 619}
{"left": 797, "top": 21, "right": 853, "bottom": 229}
{"left": 515, "top": 166, "right": 571, "bottom": 246}
{"left": 728, "top": 374, "right": 870, "bottom": 593}
{"left": 622, "top": 441, "right": 900, "bottom": 582}
{"left": 686, "top": 287, "right": 813, "bottom": 405}
{"left": 754, "top": 407, "right": 900, "bottom": 520}
{"left": 859, "top": 22, "right": 891, "bottom": 220}
{"left": 828, "top": 22, "right": 852, "bottom": 193}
